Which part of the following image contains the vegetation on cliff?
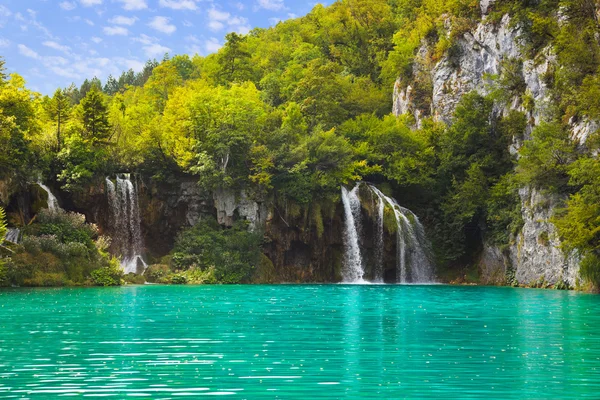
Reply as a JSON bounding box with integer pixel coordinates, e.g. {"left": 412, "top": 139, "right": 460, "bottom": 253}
{"left": 1, "top": 0, "right": 599, "bottom": 286}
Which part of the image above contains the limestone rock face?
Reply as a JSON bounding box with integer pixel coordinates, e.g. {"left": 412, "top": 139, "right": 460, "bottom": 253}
{"left": 213, "top": 187, "right": 268, "bottom": 231}
{"left": 510, "top": 188, "right": 580, "bottom": 287}
{"left": 393, "top": 12, "right": 592, "bottom": 286}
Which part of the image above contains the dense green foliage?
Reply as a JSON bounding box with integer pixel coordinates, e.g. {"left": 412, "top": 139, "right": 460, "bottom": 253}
{"left": 171, "top": 220, "right": 262, "bottom": 284}
{"left": 2, "top": 210, "right": 119, "bottom": 287}
{"left": 1, "top": 0, "right": 600, "bottom": 286}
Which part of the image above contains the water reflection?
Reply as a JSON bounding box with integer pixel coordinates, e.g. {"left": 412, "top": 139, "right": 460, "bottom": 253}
{"left": 0, "top": 285, "right": 599, "bottom": 398}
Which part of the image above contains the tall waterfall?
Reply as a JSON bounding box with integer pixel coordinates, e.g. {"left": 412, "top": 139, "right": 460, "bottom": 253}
{"left": 37, "top": 181, "right": 59, "bottom": 212}
{"left": 341, "top": 185, "right": 365, "bottom": 283}
{"left": 105, "top": 174, "right": 146, "bottom": 274}
{"left": 369, "top": 185, "right": 434, "bottom": 283}
{"left": 341, "top": 182, "right": 435, "bottom": 284}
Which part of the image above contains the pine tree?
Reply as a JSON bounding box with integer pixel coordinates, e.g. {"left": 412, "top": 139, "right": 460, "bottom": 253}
{"left": 104, "top": 75, "right": 119, "bottom": 95}
{"left": 48, "top": 89, "right": 71, "bottom": 150}
{"left": 80, "top": 86, "right": 111, "bottom": 143}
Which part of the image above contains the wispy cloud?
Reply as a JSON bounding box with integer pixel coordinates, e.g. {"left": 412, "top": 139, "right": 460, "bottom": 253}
{"left": 133, "top": 34, "right": 172, "bottom": 57}
{"left": 18, "top": 44, "right": 40, "bottom": 59}
{"left": 43, "top": 41, "right": 71, "bottom": 54}
{"left": 109, "top": 15, "right": 137, "bottom": 25}
{"left": 159, "top": 0, "right": 197, "bottom": 11}
{"left": 103, "top": 25, "right": 129, "bottom": 35}
{"left": 0, "top": 38, "right": 10, "bottom": 48}
{"left": 256, "top": 0, "right": 285, "bottom": 11}
{"left": 80, "top": 0, "right": 102, "bottom": 6}
{"left": 116, "top": 0, "right": 147, "bottom": 11}
{"left": 148, "top": 16, "right": 176, "bottom": 34}
{"left": 59, "top": 2, "right": 77, "bottom": 11}
{"left": 207, "top": 8, "right": 250, "bottom": 34}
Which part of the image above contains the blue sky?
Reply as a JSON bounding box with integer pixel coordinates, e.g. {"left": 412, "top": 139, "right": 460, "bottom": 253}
{"left": 0, "top": 0, "right": 331, "bottom": 94}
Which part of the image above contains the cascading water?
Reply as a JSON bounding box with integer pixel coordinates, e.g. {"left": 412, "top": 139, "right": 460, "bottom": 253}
{"left": 341, "top": 185, "right": 365, "bottom": 283}
{"left": 105, "top": 174, "right": 146, "bottom": 274}
{"left": 5, "top": 228, "right": 20, "bottom": 244}
{"left": 340, "top": 182, "right": 435, "bottom": 284}
{"left": 372, "top": 190, "right": 385, "bottom": 283}
{"left": 369, "top": 185, "right": 434, "bottom": 283}
{"left": 37, "top": 181, "right": 60, "bottom": 212}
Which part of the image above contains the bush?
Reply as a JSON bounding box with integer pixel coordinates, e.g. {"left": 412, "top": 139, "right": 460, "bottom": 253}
{"left": 90, "top": 259, "right": 123, "bottom": 286}
{"left": 171, "top": 274, "right": 187, "bottom": 284}
{"left": 172, "top": 219, "right": 262, "bottom": 284}
{"left": 579, "top": 252, "right": 600, "bottom": 289}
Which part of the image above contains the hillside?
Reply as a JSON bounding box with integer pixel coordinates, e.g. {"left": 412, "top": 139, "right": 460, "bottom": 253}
{"left": 1, "top": 0, "right": 599, "bottom": 289}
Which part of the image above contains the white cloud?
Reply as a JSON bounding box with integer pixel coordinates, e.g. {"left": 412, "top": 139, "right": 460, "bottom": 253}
{"left": 43, "top": 41, "right": 71, "bottom": 54}
{"left": 205, "top": 37, "right": 221, "bottom": 53}
{"left": 91, "top": 36, "right": 103, "bottom": 43}
{"left": 0, "top": 38, "right": 9, "bottom": 48}
{"left": 257, "top": 0, "right": 285, "bottom": 11}
{"left": 18, "top": 44, "right": 40, "bottom": 59}
{"left": 103, "top": 26, "right": 129, "bottom": 35}
{"left": 159, "top": 0, "right": 197, "bottom": 11}
{"left": 59, "top": 2, "right": 77, "bottom": 11}
{"left": 269, "top": 17, "right": 280, "bottom": 25}
{"left": 85, "top": 19, "right": 95, "bottom": 26}
{"left": 143, "top": 43, "right": 171, "bottom": 57}
{"left": 117, "top": 0, "right": 148, "bottom": 11}
{"left": 80, "top": 0, "right": 102, "bottom": 6}
{"left": 0, "top": 6, "right": 11, "bottom": 18}
{"left": 182, "top": 20, "right": 194, "bottom": 27}
{"left": 148, "top": 16, "right": 176, "bottom": 34}
{"left": 109, "top": 15, "right": 137, "bottom": 25}
{"left": 133, "top": 34, "right": 171, "bottom": 58}
{"left": 207, "top": 8, "right": 250, "bottom": 34}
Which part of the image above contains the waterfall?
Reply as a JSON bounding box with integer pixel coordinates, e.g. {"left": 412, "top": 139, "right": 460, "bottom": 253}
{"left": 372, "top": 190, "right": 385, "bottom": 283}
{"left": 37, "top": 181, "right": 59, "bottom": 212}
{"left": 368, "top": 185, "right": 434, "bottom": 283}
{"left": 5, "top": 228, "right": 20, "bottom": 244}
{"left": 105, "top": 174, "right": 146, "bottom": 274}
{"left": 341, "top": 185, "right": 365, "bottom": 283}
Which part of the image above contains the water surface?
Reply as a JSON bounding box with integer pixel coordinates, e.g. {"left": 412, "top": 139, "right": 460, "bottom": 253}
{"left": 1, "top": 285, "right": 599, "bottom": 398}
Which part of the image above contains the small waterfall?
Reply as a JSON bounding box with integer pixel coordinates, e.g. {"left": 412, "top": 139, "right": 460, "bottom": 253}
{"left": 341, "top": 185, "right": 365, "bottom": 283}
{"left": 372, "top": 190, "right": 385, "bottom": 283}
{"left": 106, "top": 174, "right": 146, "bottom": 274}
{"left": 37, "top": 181, "right": 59, "bottom": 212}
{"left": 369, "top": 185, "right": 434, "bottom": 283}
{"left": 5, "top": 228, "right": 20, "bottom": 244}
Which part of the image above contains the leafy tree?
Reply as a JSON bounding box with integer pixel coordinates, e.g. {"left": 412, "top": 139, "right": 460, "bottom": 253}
{"left": 516, "top": 122, "right": 576, "bottom": 192}
{"left": 215, "top": 33, "right": 254, "bottom": 85}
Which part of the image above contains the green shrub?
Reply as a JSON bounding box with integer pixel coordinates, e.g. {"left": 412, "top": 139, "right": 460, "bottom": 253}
{"left": 171, "top": 274, "right": 187, "bottom": 285}
{"left": 90, "top": 260, "right": 123, "bottom": 286}
{"left": 145, "top": 264, "right": 171, "bottom": 283}
{"left": 579, "top": 252, "right": 600, "bottom": 288}
{"left": 172, "top": 219, "right": 262, "bottom": 284}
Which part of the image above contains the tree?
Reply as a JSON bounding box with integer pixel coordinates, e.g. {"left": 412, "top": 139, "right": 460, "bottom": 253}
{"left": 216, "top": 33, "right": 254, "bottom": 85}
{"left": 47, "top": 89, "right": 71, "bottom": 150}
{"left": 79, "top": 86, "right": 111, "bottom": 143}
{"left": 104, "top": 75, "right": 119, "bottom": 95}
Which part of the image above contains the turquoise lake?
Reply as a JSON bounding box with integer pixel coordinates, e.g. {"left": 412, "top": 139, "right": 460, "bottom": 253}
{"left": 1, "top": 285, "right": 600, "bottom": 398}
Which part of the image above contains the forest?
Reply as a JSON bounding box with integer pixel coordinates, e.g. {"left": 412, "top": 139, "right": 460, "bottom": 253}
{"left": 1, "top": 0, "right": 599, "bottom": 289}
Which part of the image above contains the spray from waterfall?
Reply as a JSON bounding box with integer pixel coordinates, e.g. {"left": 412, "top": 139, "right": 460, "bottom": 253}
{"left": 341, "top": 185, "right": 365, "bottom": 283}
{"left": 105, "top": 174, "right": 146, "bottom": 274}
{"left": 37, "top": 181, "right": 60, "bottom": 212}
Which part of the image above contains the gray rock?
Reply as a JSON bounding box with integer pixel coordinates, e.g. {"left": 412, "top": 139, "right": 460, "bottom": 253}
{"left": 509, "top": 188, "right": 579, "bottom": 287}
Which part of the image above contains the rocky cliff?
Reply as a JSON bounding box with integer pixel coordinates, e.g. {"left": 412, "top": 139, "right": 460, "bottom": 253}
{"left": 393, "top": 8, "right": 593, "bottom": 287}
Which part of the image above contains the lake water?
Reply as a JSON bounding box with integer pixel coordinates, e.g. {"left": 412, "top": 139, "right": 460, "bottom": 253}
{"left": 1, "top": 285, "right": 599, "bottom": 398}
